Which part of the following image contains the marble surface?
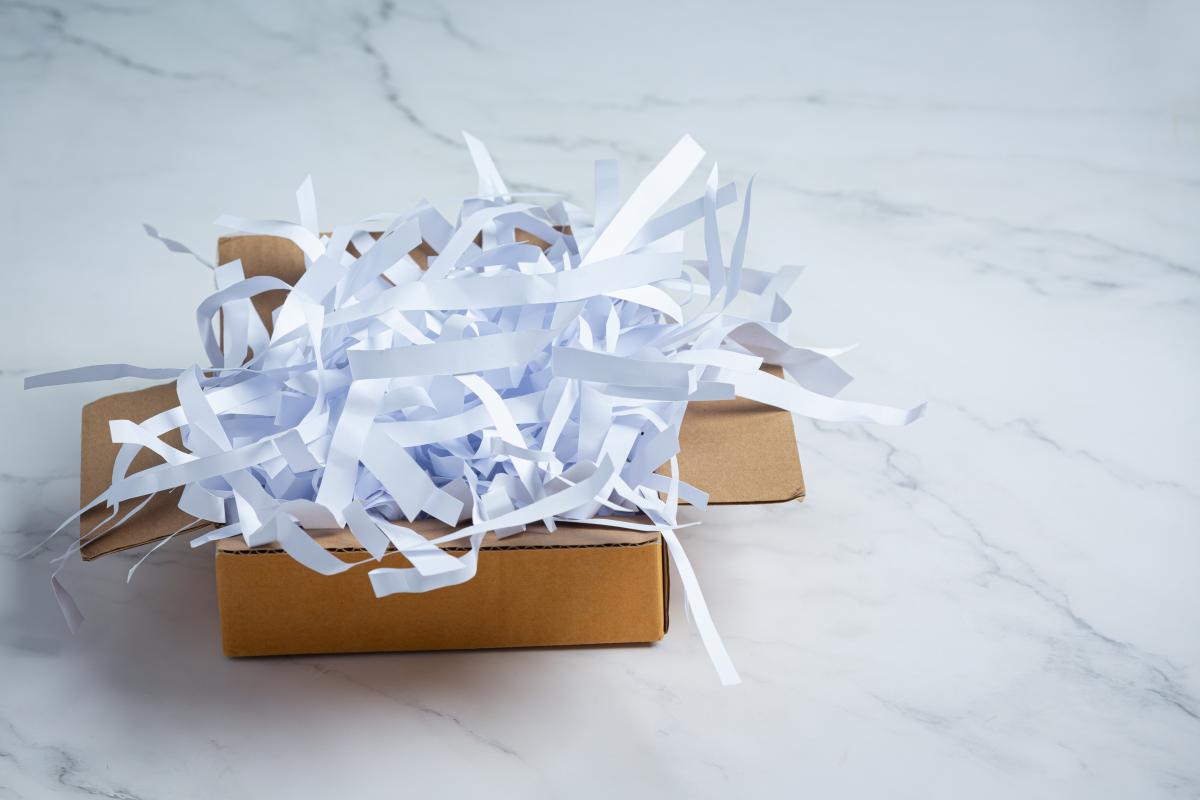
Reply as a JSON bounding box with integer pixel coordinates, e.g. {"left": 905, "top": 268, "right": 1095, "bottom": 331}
{"left": 2, "top": 0, "right": 1199, "bottom": 797}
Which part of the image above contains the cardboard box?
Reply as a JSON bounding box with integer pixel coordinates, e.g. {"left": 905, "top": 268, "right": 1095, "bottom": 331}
{"left": 78, "top": 236, "right": 805, "bottom": 656}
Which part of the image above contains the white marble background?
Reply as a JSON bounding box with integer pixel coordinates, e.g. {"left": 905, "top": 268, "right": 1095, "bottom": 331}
{"left": 2, "top": 0, "right": 1198, "bottom": 797}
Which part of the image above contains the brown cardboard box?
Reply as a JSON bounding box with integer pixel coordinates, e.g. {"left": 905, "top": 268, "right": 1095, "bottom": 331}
{"left": 78, "top": 235, "right": 805, "bottom": 656}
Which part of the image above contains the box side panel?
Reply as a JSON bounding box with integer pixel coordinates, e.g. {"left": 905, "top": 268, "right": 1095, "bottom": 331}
{"left": 217, "top": 541, "right": 665, "bottom": 656}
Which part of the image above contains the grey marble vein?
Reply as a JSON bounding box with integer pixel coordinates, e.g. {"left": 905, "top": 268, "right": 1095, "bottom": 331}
{"left": 0, "top": 0, "right": 222, "bottom": 81}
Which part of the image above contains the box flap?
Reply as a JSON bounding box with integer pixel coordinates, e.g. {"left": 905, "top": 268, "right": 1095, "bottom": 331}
{"left": 676, "top": 383, "right": 805, "bottom": 503}
{"left": 77, "top": 235, "right": 804, "bottom": 559}
{"left": 79, "top": 382, "right": 208, "bottom": 560}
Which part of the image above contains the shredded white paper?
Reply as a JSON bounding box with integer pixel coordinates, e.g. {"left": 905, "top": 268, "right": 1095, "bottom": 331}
{"left": 28, "top": 134, "right": 924, "bottom": 684}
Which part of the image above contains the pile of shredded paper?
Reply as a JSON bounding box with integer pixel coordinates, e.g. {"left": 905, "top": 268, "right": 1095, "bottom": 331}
{"left": 28, "top": 134, "right": 924, "bottom": 684}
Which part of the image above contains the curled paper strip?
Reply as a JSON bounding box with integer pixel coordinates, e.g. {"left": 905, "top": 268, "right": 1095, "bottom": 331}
{"left": 29, "top": 134, "right": 925, "bottom": 684}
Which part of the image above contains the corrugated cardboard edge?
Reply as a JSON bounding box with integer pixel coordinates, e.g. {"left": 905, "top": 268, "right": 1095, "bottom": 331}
{"left": 660, "top": 535, "right": 670, "bottom": 634}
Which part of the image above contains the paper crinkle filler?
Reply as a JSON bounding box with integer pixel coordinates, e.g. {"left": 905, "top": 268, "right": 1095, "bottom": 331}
{"left": 26, "top": 133, "right": 925, "bottom": 685}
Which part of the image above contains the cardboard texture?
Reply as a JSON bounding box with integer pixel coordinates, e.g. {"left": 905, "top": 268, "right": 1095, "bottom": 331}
{"left": 77, "top": 234, "right": 805, "bottom": 656}
{"left": 217, "top": 523, "right": 668, "bottom": 656}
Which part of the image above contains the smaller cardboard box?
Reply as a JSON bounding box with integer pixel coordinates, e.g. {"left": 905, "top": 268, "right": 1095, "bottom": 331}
{"left": 77, "top": 235, "right": 806, "bottom": 656}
